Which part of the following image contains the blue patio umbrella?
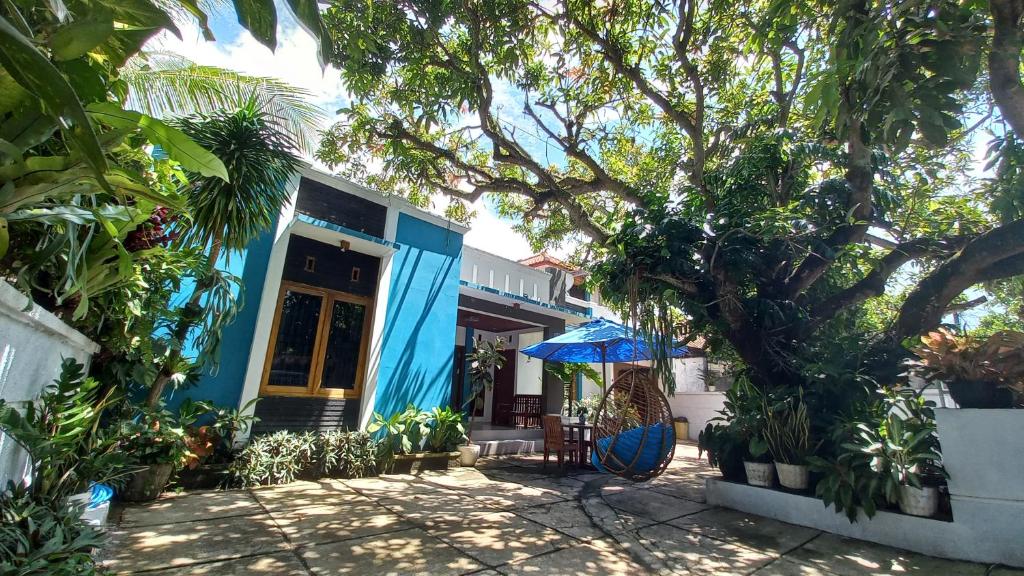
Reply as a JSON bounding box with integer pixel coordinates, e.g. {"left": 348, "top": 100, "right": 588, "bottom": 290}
{"left": 520, "top": 318, "right": 687, "bottom": 408}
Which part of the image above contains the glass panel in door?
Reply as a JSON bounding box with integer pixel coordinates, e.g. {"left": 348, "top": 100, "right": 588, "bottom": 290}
{"left": 267, "top": 290, "right": 323, "bottom": 387}
{"left": 319, "top": 299, "right": 367, "bottom": 390}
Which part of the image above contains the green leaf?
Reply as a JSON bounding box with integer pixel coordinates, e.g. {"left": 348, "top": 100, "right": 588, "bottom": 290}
{"left": 86, "top": 102, "right": 229, "bottom": 182}
{"left": 285, "top": 0, "right": 328, "bottom": 67}
{"left": 0, "top": 14, "right": 108, "bottom": 185}
{"left": 233, "top": 0, "right": 277, "bottom": 51}
{"left": 49, "top": 16, "right": 113, "bottom": 61}
{"left": 176, "top": 0, "right": 215, "bottom": 41}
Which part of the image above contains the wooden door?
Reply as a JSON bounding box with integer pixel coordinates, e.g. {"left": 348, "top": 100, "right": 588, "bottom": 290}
{"left": 490, "top": 350, "right": 517, "bottom": 426}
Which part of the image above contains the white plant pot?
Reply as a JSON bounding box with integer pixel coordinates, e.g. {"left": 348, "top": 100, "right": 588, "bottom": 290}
{"left": 775, "top": 462, "right": 809, "bottom": 490}
{"left": 458, "top": 444, "right": 481, "bottom": 467}
{"left": 743, "top": 461, "right": 774, "bottom": 487}
{"left": 898, "top": 485, "right": 939, "bottom": 517}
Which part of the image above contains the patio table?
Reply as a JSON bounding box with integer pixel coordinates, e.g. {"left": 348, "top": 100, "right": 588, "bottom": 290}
{"left": 562, "top": 422, "right": 594, "bottom": 468}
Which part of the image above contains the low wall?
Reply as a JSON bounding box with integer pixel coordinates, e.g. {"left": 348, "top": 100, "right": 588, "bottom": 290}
{"left": 0, "top": 281, "right": 99, "bottom": 486}
{"left": 707, "top": 478, "right": 1023, "bottom": 567}
{"left": 666, "top": 391, "right": 726, "bottom": 441}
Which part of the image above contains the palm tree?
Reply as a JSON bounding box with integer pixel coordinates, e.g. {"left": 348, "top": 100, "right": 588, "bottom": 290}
{"left": 145, "top": 101, "right": 301, "bottom": 407}
{"left": 120, "top": 53, "right": 325, "bottom": 155}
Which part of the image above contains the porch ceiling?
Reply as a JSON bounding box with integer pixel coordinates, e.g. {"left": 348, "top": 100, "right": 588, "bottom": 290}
{"left": 457, "top": 308, "right": 536, "bottom": 333}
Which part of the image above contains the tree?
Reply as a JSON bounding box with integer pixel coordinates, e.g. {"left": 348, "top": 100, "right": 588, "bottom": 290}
{"left": 316, "top": 0, "right": 1024, "bottom": 392}
{"left": 121, "top": 53, "right": 326, "bottom": 154}
{"left": 144, "top": 102, "right": 300, "bottom": 407}
{"left": 464, "top": 338, "right": 506, "bottom": 443}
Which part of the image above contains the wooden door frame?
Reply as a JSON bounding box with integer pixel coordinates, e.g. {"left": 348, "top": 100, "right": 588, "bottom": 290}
{"left": 259, "top": 280, "right": 373, "bottom": 399}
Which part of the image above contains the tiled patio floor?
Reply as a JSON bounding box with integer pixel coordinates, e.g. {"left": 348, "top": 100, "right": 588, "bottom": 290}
{"left": 100, "top": 444, "right": 1020, "bottom": 575}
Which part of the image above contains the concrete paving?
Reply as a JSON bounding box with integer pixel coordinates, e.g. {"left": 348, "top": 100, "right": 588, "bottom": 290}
{"left": 100, "top": 444, "right": 1023, "bottom": 575}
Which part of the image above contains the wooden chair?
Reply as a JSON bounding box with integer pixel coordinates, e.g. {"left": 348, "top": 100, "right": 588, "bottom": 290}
{"left": 511, "top": 394, "right": 543, "bottom": 429}
{"left": 541, "top": 415, "right": 579, "bottom": 470}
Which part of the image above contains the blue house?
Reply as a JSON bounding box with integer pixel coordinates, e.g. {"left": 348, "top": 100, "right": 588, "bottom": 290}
{"left": 177, "top": 167, "right": 615, "bottom": 440}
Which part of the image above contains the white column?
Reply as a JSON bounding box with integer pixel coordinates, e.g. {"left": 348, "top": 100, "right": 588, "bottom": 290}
{"left": 356, "top": 207, "right": 400, "bottom": 429}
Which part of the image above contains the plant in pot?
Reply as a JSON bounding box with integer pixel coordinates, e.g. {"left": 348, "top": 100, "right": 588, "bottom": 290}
{"left": 0, "top": 359, "right": 132, "bottom": 525}
{"left": 426, "top": 406, "right": 468, "bottom": 458}
{"left": 176, "top": 398, "right": 260, "bottom": 489}
{"left": 117, "top": 406, "right": 189, "bottom": 501}
{"left": 368, "top": 404, "right": 431, "bottom": 473}
{"left": 764, "top": 392, "right": 816, "bottom": 490}
{"left": 743, "top": 434, "right": 775, "bottom": 487}
{"left": 854, "top": 389, "right": 945, "bottom": 517}
{"left": 910, "top": 328, "right": 1024, "bottom": 408}
{"left": 460, "top": 337, "right": 507, "bottom": 466}
{"left": 699, "top": 375, "right": 765, "bottom": 482}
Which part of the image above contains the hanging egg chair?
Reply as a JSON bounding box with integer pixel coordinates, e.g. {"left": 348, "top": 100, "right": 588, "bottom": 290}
{"left": 590, "top": 367, "right": 676, "bottom": 482}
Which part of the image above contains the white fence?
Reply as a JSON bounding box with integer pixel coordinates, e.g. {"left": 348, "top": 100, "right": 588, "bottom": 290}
{"left": 0, "top": 281, "right": 99, "bottom": 487}
{"left": 461, "top": 246, "right": 552, "bottom": 303}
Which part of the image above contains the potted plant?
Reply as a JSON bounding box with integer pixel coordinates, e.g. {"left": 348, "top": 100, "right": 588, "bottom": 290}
{"left": 369, "top": 405, "right": 455, "bottom": 474}
{"left": 699, "top": 376, "right": 765, "bottom": 482}
{"left": 0, "top": 359, "right": 132, "bottom": 524}
{"left": 426, "top": 406, "right": 467, "bottom": 467}
{"left": 763, "top": 392, "right": 815, "bottom": 490}
{"left": 910, "top": 328, "right": 1024, "bottom": 409}
{"left": 743, "top": 434, "right": 774, "bottom": 487}
{"left": 176, "top": 398, "right": 260, "bottom": 489}
{"left": 118, "top": 406, "right": 188, "bottom": 501}
{"left": 856, "top": 389, "right": 945, "bottom": 517}
{"left": 460, "top": 337, "right": 507, "bottom": 466}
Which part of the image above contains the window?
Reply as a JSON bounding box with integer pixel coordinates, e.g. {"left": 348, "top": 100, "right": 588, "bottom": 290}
{"left": 261, "top": 282, "right": 372, "bottom": 398}
{"left": 350, "top": 267, "right": 361, "bottom": 282}
{"left": 304, "top": 256, "right": 317, "bottom": 272}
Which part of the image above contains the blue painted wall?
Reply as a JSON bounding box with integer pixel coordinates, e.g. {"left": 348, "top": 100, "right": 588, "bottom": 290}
{"left": 164, "top": 224, "right": 277, "bottom": 411}
{"left": 374, "top": 213, "right": 463, "bottom": 418}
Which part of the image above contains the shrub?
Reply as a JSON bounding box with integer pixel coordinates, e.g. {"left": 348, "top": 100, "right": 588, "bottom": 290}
{"left": 228, "top": 430, "right": 377, "bottom": 487}
{"left": 0, "top": 483, "right": 106, "bottom": 576}
{"left": 0, "top": 359, "right": 132, "bottom": 505}
{"left": 116, "top": 405, "right": 189, "bottom": 468}
{"left": 425, "top": 406, "right": 466, "bottom": 453}
{"left": 319, "top": 431, "right": 378, "bottom": 478}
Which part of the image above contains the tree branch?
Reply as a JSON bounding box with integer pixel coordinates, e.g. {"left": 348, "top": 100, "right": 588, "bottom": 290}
{"left": 806, "top": 236, "right": 971, "bottom": 328}
{"left": 893, "top": 219, "right": 1024, "bottom": 341}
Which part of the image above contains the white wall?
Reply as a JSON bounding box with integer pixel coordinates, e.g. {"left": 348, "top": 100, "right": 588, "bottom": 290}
{"left": 0, "top": 281, "right": 99, "bottom": 486}
{"left": 666, "top": 391, "right": 727, "bottom": 441}
{"left": 461, "top": 246, "right": 552, "bottom": 303}
{"left": 515, "top": 331, "right": 544, "bottom": 395}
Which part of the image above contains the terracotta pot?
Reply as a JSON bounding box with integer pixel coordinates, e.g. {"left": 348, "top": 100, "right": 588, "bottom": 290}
{"left": 458, "top": 444, "right": 481, "bottom": 467}
{"left": 898, "top": 484, "right": 939, "bottom": 517}
{"left": 743, "top": 461, "right": 774, "bottom": 487}
{"left": 775, "top": 462, "right": 809, "bottom": 490}
{"left": 123, "top": 463, "right": 174, "bottom": 502}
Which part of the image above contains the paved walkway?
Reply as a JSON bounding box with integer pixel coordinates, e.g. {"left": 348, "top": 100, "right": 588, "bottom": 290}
{"left": 101, "top": 444, "right": 1020, "bottom": 575}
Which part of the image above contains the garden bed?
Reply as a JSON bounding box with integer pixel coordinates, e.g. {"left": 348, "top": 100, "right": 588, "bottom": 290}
{"left": 705, "top": 477, "right": 1023, "bottom": 567}
{"left": 386, "top": 452, "right": 461, "bottom": 475}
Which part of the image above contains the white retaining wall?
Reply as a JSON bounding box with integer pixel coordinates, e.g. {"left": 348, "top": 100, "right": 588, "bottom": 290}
{"left": 0, "top": 281, "right": 99, "bottom": 487}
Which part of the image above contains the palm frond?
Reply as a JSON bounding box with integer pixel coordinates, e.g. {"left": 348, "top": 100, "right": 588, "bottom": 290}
{"left": 121, "top": 53, "right": 325, "bottom": 155}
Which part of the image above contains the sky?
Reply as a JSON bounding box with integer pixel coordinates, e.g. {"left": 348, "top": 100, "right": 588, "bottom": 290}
{"left": 148, "top": 3, "right": 554, "bottom": 262}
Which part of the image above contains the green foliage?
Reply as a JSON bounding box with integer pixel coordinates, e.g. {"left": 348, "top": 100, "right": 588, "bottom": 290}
{"left": 546, "top": 362, "right": 602, "bottom": 413}
{"left": 763, "top": 391, "right": 816, "bottom": 465}
{"left": 228, "top": 430, "right": 318, "bottom": 487}
{"left": 116, "top": 405, "right": 189, "bottom": 467}
{"left": 808, "top": 388, "right": 943, "bottom": 522}
{"left": 425, "top": 406, "right": 467, "bottom": 452}
{"left": 464, "top": 338, "right": 507, "bottom": 441}
{"left": 178, "top": 398, "right": 260, "bottom": 467}
{"left": 228, "top": 430, "right": 379, "bottom": 487}
{"left": 121, "top": 52, "right": 326, "bottom": 155}
{"left": 169, "top": 101, "right": 301, "bottom": 254}
{"left": 319, "top": 430, "right": 378, "bottom": 479}
{"left": 0, "top": 483, "right": 106, "bottom": 576}
{"left": 0, "top": 359, "right": 132, "bottom": 505}
{"left": 368, "top": 404, "right": 431, "bottom": 467}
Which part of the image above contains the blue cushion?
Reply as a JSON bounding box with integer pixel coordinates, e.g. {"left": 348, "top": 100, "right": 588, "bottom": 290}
{"left": 591, "top": 423, "right": 674, "bottom": 475}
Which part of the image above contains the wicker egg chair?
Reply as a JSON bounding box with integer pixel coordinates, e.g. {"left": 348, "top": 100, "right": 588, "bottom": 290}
{"left": 590, "top": 367, "right": 676, "bottom": 482}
